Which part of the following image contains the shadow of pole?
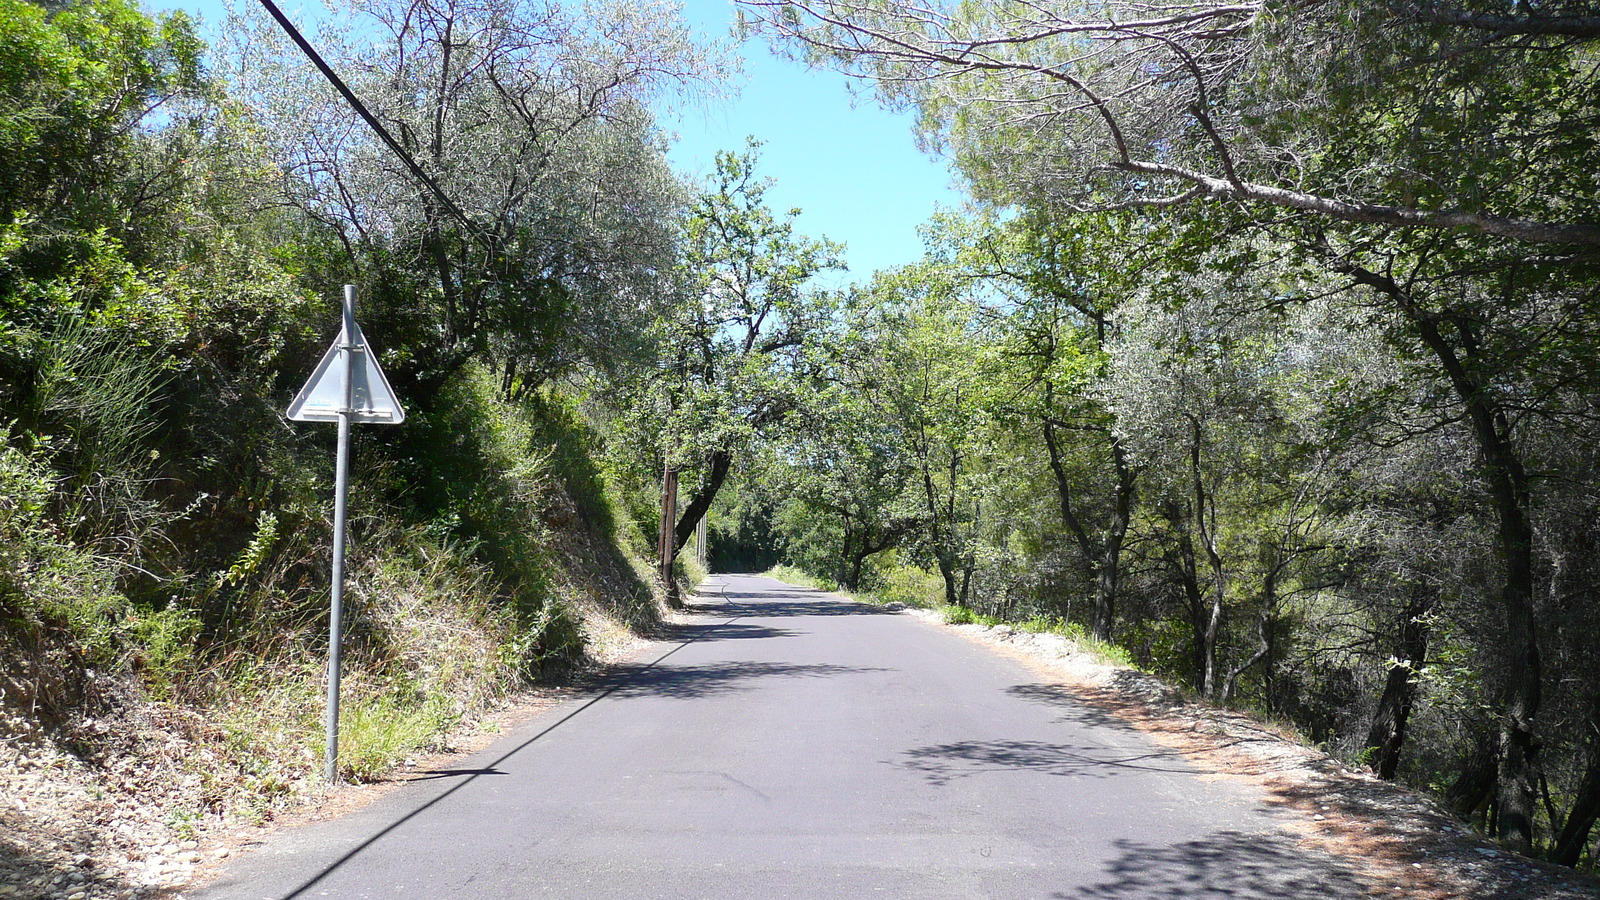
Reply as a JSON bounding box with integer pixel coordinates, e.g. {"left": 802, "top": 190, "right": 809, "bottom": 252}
{"left": 272, "top": 608, "right": 752, "bottom": 899}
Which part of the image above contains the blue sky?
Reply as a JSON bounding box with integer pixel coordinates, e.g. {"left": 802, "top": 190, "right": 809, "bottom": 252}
{"left": 663, "top": 0, "right": 961, "bottom": 284}
{"left": 147, "top": 0, "right": 961, "bottom": 285}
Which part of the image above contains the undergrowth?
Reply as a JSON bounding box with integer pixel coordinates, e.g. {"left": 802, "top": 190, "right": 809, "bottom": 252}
{"left": 764, "top": 561, "right": 1136, "bottom": 670}
{"left": 1, "top": 353, "right": 667, "bottom": 821}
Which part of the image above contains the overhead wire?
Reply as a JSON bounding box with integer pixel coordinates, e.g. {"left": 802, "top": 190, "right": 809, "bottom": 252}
{"left": 255, "top": 0, "right": 481, "bottom": 239}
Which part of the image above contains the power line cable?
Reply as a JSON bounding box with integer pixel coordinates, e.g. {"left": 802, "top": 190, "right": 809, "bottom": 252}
{"left": 256, "top": 0, "right": 481, "bottom": 238}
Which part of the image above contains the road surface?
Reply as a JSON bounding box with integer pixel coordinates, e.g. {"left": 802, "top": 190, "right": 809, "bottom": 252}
{"left": 195, "top": 574, "right": 1366, "bottom": 899}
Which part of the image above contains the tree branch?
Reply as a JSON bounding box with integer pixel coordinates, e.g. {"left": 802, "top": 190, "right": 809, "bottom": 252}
{"left": 1115, "top": 159, "right": 1600, "bottom": 245}
{"left": 1421, "top": 7, "right": 1600, "bottom": 39}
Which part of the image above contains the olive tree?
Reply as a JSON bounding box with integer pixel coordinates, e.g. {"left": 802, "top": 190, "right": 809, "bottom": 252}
{"left": 742, "top": 0, "right": 1600, "bottom": 246}
{"left": 225, "top": 0, "right": 731, "bottom": 389}
{"left": 746, "top": 0, "right": 1600, "bottom": 854}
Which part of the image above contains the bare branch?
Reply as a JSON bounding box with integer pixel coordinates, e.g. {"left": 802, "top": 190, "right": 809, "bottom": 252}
{"left": 744, "top": 0, "right": 1600, "bottom": 247}
{"left": 1420, "top": 7, "right": 1600, "bottom": 39}
{"left": 1116, "top": 159, "right": 1600, "bottom": 246}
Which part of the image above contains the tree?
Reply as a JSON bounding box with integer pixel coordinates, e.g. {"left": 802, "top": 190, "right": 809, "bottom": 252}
{"left": 0, "top": 0, "right": 206, "bottom": 231}
{"left": 749, "top": 0, "right": 1600, "bottom": 855}
{"left": 619, "top": 140, "right": 843, "bottom": 589}
{"left": 1106, "top": 263, "right": 1318, "bottom": 700}
{"left": 961, "top": 209, "right": 1158, "bottom": 642}
{"left": 760, "top": 367, "right": 921, "bottom": 591}
{"left": 836, "top": 260, "right": 1005, "bottom": 609}
{"left": 226, "top": 0, "right": 729, "bottom": 392}
{"left": 742, "top": 0, "right": 1600, "bottom": 245}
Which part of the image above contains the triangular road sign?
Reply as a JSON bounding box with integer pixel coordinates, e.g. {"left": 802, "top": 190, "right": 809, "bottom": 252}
{"left": 287, "top": 320, "right": 406, "bottom": 424}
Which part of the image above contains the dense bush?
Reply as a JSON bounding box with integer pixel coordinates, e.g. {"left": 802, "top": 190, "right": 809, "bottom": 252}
{"left": 0, "top": 0, "right": 677, "bottom": 800}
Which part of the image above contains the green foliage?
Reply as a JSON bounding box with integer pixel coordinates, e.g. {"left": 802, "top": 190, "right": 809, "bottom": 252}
{"left": 1118, "top": 618, "right": 1194, "bottom": 680}
{"left": 0, "top": 0, "right": 207, "bottom": 228}
{"left": 383, "top": 364, "right": 601, "bottom": 679}
{"left": 870, "top": 558, "right": 943, "bottom": 609}
{"left": 128, "top": 605, "right": 201, "bottom": 700}
{"left": 677, "top": 551, "right": 709, "bottom": 593}
{"left": 0, "top": 430, "right": 139, "bottom": 718}
{"left": 0, "top": 0, "right": 683, "bottom": 843}
{"left": 941, "top": 604, "right": 979, "bottom": 625}
{"left": 215, "top": 513, "right": 280, "bottom": 590}
{"left": 764, "top": 564, "right": 826, "bottom": 590}
{"left": 337, "top": 692, "right": 457, "bottom": 783}
{"left": 768, "top": 553, "right": 945, "bottom": 612}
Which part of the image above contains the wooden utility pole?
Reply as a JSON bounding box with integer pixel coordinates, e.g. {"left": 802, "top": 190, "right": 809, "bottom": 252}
{"left": 659, "top": 465, "right": 679, "bottom": 607}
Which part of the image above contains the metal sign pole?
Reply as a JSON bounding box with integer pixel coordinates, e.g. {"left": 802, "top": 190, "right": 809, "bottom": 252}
{"left": 325, "top": 284, "right": 357, "bottom": 784}
{"left": 288, "top": 282, "right": 404, "bottom": 783}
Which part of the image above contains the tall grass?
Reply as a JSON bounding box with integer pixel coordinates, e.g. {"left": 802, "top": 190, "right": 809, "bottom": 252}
{"left": 2, "top": 349, "right": 665, "bottom": 816}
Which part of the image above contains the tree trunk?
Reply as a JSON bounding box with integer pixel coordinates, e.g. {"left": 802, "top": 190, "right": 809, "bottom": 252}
{"left": 672, "top": 448, "right": 733, "bottom": 557}
{"left": 1162, "top": 501, "right": 1210, "bottom": 694}
{"left": 1365, "top": 586, "right": 1434, "bottom": 780}
{"left": 1043, "top": 422, "right": 1098, "bottom": 582}
{"left": 1494, "top": 526, "right": 1541, "bottom": 854}
{"left": 1344, "top": 263, "right": 1543, "bottom": 853}
{"left": 1093, "top": 436, "right": 1136, "bottom": 643}
{"left": 845, "top": 524, "right": 903, "bottom": 594}
{"left": 846, "top": 547, "right": 868, "bottom": 592}
{"left": 1042, "top": 421, "right": 1136, "bottom": 643}
{"left": 935, "top": 553, "right": 960, "bottom": 608}
{"left": 915, "top": 427, "right": 961, "bottom": 609}
{"left": 1188, "top": 419, "right": 1224, "bottom": 700}
{"left": 837, "top": 514, "right": 858, "bottom": 588}
{"left": 1448, "top": 730, "right": 1500, "bottom": 821}
{"left": 1202, "top": 593, "right": 1223, "bottom": 700}
{"left": 1221, "top": 565, "right": 1277, "bottom": 704}
{"left": 1550, "top": 744, "right": 1600, "bottom": 867}
{"left": 659, "top": 465, "right": 680, "bottom": 609}
{"left": 1426, "top": 328, "right": 1541, "bottom": 852}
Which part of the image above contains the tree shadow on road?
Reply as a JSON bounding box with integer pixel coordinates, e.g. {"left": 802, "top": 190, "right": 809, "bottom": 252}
{"left": 599, "top": 660, "right": 891, "bottom": 700}
{"left": 898, "top": 738, "right": 1192, "bottom": 785}
{"left": 1006, "top": 684, "right": 1151, "bottom": 734}
{"left": 1054, "top": 830, "right": 1367, "bottom": 900}
{"left": 712, "top": 592, "right": 900, "bottom": 618}
{"left": 653, "top": 621, "right": 801, "bottom": 643}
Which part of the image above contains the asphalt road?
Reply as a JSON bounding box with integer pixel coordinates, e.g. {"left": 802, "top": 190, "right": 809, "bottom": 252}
{"left": 194, "top": 574, "right": 1367, "bottom": 899}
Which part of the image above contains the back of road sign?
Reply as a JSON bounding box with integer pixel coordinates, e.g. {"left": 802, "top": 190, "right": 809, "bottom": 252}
{"left": 286, "top": 320, "right": 406, "bottom": 424}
